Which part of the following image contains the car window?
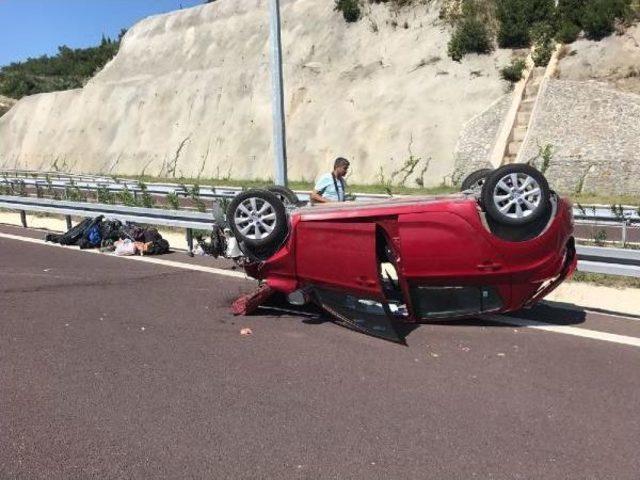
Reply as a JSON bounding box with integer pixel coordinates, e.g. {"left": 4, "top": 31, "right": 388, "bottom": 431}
{"left": 314, "top": 287, "right": 404, "bottom": 343}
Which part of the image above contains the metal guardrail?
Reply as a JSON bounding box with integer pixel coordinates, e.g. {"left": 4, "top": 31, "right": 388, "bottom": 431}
{"left": 0, "top": 195, "right": 217, "bottom": 253}
{"left": 575, "top": 245, "right": 640, "bottom": 277}
{"left": 2, "top": 171, "right": 638, "bottom": 220}
{"left": 0, "top": 195, "right": 216, "bottom": 229}
{"left": 2, "top": 194, "right": 639, "bottom": 277}
{"left": 0, "top": 172, "right": 394, "bottom": 204}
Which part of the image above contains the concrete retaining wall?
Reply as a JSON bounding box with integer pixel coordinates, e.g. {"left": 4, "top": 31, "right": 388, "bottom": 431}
{"left": 452, "top": 93, "right": 511, "bottom": 184}
{"left": 519, "top": 79, "right": 640, "bottom": 196}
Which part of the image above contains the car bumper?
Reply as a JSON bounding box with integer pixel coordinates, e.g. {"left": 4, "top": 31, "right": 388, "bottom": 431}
{"left": 523, "top": 238, "right": 577, "bottom": 308}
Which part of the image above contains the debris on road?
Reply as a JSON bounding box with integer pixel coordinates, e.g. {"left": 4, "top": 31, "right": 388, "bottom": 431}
{"left": 240, "top": 328, "right": 253, "bottom": 336}
{"left": 232, "top": 284, "right": 275, "bottom": 315}
{"left": 44, "top": 216, "right": 170, "bottom": 255}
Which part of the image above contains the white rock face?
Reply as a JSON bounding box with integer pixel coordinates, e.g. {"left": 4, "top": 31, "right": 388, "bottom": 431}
{"left": 0, "top": 0, "right": 511, "bottom": 186}
{"left": 557, "top": 24, "right": 640, "bottom": 95}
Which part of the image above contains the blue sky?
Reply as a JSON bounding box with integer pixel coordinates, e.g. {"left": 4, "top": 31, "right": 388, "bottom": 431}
{"left": 0, "top": 0, "right": 205, "bottom": 67}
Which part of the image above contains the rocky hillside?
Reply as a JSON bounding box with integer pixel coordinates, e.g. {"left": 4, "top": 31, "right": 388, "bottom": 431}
{"left": 557, "top": 23, "right": 640, "bottom": 94}
{"left": 0, "top": 0, "right": 511, "bottom": 186}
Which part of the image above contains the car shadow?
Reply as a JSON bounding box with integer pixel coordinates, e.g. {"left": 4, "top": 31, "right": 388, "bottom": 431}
{"left": 256, "top": 295, "right": 590, "bottom": 344}
{"left": 428, "top": 303, "right": 587, "bottom": 328}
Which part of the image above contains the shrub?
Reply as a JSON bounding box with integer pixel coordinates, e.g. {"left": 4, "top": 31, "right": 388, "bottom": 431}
{"left": 64, "top": 180, "right": 86, "bottom": 202}
{"left": 96, "top": 185, "right": 115, "bottom": 204}
{"left": 531, "top": 22, "right": 555, "bottom": 66}
{"left": 190, "top": 184, "right": 207, "bottom": 213}
{"left": 117, "top": 186, "right": 137, "bottom": 207}
{"left": 582, "top": 0, "right": 616, "bottom": 38}
{"left": 555, "top": 20, "right": 581, "bottom": 43}
{"left": 335, "top": 0, "right": 361, "bottom": 23}
{"left": 448, "top": 17, "right": 493, "bottom": 61}
{"left": 166, "top": 191, "right": 181, "bottom": 210}
{"left": 580, "top": 0, "right": 632, "bottom": 40}
{"left": 496, "top": 0, "right": 555, "bottom": 48}
{"left": 536, "top": 143, "right": 554, "bottom": 174}
{"left": 138, "top": 181, "right": 155, "bottom": 209}
{"left": 500, "top": 58, "right": 526, "bottom": 82}
{"left": 556, "top": 0, "right": 586, "bottom": 27}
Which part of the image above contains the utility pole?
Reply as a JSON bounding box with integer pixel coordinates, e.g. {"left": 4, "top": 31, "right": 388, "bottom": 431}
{"left": 268, "top": 0, "right": 288, "bottom": 186}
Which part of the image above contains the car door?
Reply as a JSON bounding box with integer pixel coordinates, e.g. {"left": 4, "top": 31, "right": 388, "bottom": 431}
{"left": 295, "top": 220, "right": 404, "bottom": 342}
{"left": 295, "top": 221, "right": 382, "bottom": 298}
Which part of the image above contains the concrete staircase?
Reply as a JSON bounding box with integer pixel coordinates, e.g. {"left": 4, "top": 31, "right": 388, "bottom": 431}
{"left": 502, "top": 67, "right": 546, "bottom": 164}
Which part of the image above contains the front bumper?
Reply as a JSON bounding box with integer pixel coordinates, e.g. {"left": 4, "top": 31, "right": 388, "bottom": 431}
{"left": 524, "top": 238, "right": 577, "bottom": 308}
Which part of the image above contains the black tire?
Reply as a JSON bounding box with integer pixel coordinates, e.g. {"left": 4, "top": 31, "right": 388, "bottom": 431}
{"left": 460, "top": 168, "right": 493, "bottom": 191}
{"left": 266, "top": 185, "right": 299, "bottom": 206}
{"left": 227, "top": 189, "right": 288, "bottom": 248}
{"left": 481, "top": 164, "right": 550, "bottom": 226}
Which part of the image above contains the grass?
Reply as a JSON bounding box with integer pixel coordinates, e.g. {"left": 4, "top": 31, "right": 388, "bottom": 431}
{"left": 117, "top": 174, "right": 457, "bottom": 196}
{"left": 111, "top": 175, "right": 640, "bottom": 205}
{"left": 570, "top": 271, "right": 640, "bottom": 289}
{"left": 569, "top": 193, "right": 640, "bottom": 207}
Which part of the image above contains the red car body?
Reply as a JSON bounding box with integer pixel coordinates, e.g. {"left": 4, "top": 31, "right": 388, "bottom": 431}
{"left": 244, "top": 194, "right": 576, "bottom": 339}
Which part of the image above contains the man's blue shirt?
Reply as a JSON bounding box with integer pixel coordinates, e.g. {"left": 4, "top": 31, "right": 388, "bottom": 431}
{"left": 314, "top": 173, "right": 346, "bottom": 201}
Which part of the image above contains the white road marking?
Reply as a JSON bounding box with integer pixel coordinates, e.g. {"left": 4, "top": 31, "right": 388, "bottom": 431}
{"left": 0, "top": 232, "right": 249, "bottom": 280}
{"left": 2, "top": 231, "right": 640, "bottom": 348}
{"left": 481, "top": 314, "right": 640, "bottom": 349}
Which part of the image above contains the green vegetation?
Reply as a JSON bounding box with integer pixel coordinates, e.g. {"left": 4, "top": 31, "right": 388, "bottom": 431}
{"left": 0, "top": 32, "right": 124, "bottom": 100}
{"left": 119, "top": 173, "right": 456, "bottom": 197}
{"left": 189, "top": 184, "right": 207, "bottom": 213}
{"left": 335, "top": 0, "right": 361, "bottom": 22}
{"left": 448, "top": 17, "right": 494, "bottom": 61}
{"left": 495, "top": 0, "right": 555, "bottom": 48}
{"left": 571, "top": 192, "right": 640, "bottom": 206}
{"left": 556, "top": 0, "right": 635, "bottom": 42}
{"left": 447, "top": 1, "right": 494, "bottom": 61}
{"left": 500, "top": 58, "right": 526, "bottom": 82}
{"left": 530, "top": 22, "right": 555, "bottom": 66}
{"left": 63, "top": 180, "right": 87, "bottom": 202}
{"left": 441, "top": 0, "right": 639, "bottom": 63}
{"left": 165, "top": 191, "right": 181, "bottom": 210}
{"left": 96, "top": 185, "right": 116, "bottom": 205}
{"left": 137, "top": 181, "right": 155, "bottom": 209}
{"left": 116, "top": 185, "right": 138, "bottom": 207}
{"left": 571, "top": 271, "right": 640, "bottom": 289}
{"left": 555, "top": 19, "right": 582, "bottom": 43}
{"left": 581, "top": 0, "right": 632, "bottom": 38}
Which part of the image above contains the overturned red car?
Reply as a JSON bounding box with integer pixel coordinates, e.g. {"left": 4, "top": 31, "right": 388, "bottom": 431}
{"left": 226, "top": 164, "right": 576, "bottom": 342}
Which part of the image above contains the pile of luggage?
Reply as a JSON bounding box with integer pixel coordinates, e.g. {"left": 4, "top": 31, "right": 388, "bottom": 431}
{"left": 45, "top": 216, "right": 170, "bottom": 256}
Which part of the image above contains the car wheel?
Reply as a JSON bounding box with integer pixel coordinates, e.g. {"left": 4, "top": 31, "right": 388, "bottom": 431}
{"left": 460, "top": 168, "right": 492, "bottom": 192}
{"left": 227, "top": 189, "right": 288, "bottom": 248}
{"left": 266, "top": 185, "right": 299, "bottom": 206}
{"left": 481, "top": 164, "right": 550, "bottom": 226}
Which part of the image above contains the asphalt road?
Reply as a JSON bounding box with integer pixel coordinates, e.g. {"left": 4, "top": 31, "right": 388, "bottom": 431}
{"left": 1, "top": 225, "right": 639, "bottom": 479}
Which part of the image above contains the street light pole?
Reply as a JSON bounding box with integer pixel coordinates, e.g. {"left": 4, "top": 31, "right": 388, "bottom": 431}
{"left": 268, "top": 0, "right": 288, "bottom": 187}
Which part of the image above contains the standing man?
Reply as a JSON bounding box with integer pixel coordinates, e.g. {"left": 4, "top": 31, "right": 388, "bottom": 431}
{"left": 311, "top": 157, "right": 350, "bottom": 204}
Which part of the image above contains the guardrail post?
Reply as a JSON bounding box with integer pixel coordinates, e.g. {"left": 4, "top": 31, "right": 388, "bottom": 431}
{"left": 65, "top": 215, "right": 72, "bottom": 230}
{"left": 622, "top": 221, "right": 628, "bottom": 248}
{"left": 186, "top": 228, "right": 194, "bottom": 257}
{"left": 19, "top": 210, "right": 27, "bottom": 227}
